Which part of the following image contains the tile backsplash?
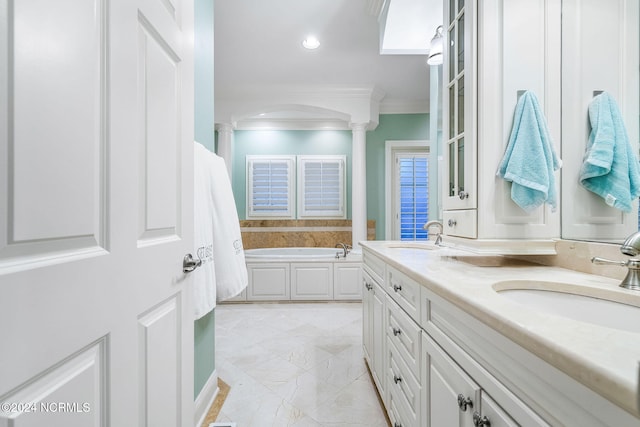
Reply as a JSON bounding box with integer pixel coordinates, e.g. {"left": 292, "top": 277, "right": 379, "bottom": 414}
{"left": 240, "top": 219, "right": 376, "bottom": 249}
{"left": 518, "top": 239, "right": 628, "bottom": 281}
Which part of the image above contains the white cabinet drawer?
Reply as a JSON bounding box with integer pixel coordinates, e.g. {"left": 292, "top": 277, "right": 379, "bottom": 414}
{"left": 443, "top": 209, "right": 477, "bottom": 238}
{"left": 386, "top": 338, "right": 421, "bottom": 427}
{"left": 386, "top": 265, "right": 420, "bottom": 322}
{"left": 363, "top": 249, "right": 386, "bottom": 286}
{"left": 386, "top": 296, "right": 421, "bottom": 379}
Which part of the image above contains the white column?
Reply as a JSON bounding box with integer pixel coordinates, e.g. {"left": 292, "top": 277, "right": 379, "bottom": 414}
{"left": 351, "top": 123, "right": 368, "bottom": 249}
{"left": 215, "top": 123, "right": 234, "bottom": 180}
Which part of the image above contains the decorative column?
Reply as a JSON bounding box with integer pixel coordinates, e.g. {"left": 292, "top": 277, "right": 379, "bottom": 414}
{"left": 351, "top": 123, "right": 368, "bottom": 249}
{"left": 215, "top": 123, "right": 234, "bottom": 180}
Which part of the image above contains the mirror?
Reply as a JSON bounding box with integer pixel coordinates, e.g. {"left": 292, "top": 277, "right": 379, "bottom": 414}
{"left": 559, "top": 4, "right": 639, "bottom": 244}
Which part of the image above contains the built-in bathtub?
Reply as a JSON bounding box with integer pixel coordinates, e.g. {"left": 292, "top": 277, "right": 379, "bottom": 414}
{"left": 235, "top": 247, "right": 362, "bottom": 301}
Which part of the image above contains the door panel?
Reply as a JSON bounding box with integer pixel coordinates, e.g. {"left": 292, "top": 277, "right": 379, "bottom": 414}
{"left": 137, "top": 14, "right": 180, "bottom": 244}
{"left": 0, "top": 0, "right": 194, "bottom": 425}
{"left": 0, "top": 0, "right": 107, "bottom": 271}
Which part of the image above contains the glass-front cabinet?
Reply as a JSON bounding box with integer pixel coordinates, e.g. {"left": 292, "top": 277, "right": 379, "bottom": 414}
{"left": 443, "top": 0, "right": 476, "bottom": 212}
{"left": 441, "top": 0, "right": 562, "bottom": 251}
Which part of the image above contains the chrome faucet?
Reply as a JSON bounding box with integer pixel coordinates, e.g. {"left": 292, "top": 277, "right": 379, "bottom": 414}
{"left": 591, "top": 231, "right": 640, "bottom": 291}
{"left": 423, "top": 220, "right": 444, "bottom": 246}
{"left": 335, "top": 242, "right": 352, "bottom": 258}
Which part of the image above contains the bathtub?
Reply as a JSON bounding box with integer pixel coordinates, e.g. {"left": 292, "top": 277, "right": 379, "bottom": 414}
{"left": 237, "top": 247, "right": 362, "bottom": 301}
{"left": 245, "top": 247, "right": 349, "bottom": 260}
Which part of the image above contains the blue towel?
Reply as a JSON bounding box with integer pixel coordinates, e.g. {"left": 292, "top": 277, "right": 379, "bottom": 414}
{"left": 579, "top": 92, "right": 640, "bottom": 212}
{"left": 497, "top": 91, "right": 561, "bottom": 212}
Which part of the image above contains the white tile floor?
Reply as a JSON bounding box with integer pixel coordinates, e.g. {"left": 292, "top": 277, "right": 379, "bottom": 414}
{"left": 214, "top": 302, "right": 389, "bottom": 427}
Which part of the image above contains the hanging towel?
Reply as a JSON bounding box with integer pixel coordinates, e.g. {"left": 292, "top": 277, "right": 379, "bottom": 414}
{"left": 579, "top": 92, "right": 640, "bottom": 212}
{"left": 497, "top": 91, "right": 562, "bottom": 212}
{"left": 193, "top": 142, "right": 217, "bottom": 319}
{"left": 207, "top": 152, "right": 248, "bottom": 302}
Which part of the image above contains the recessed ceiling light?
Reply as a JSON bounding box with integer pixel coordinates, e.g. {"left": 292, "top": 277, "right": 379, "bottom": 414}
{"left": 302, "top": 35, "right": 320, "bottom": 50}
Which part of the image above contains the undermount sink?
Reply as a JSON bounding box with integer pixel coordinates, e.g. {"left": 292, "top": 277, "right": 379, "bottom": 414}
{"left": 385, "top": 242, "right": 440, "bottom": 250}
{"left": 493, "top": 280, "right": 640, "bottom": 334}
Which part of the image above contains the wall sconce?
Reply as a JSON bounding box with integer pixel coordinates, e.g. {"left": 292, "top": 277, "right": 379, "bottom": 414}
{"left": 427, "top": 25, "right": 444, "bottom": 66}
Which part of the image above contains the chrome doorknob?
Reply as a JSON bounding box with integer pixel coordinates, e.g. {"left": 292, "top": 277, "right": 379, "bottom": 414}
{"left": 183, "top": 253, "right": 202, "bottom": 273}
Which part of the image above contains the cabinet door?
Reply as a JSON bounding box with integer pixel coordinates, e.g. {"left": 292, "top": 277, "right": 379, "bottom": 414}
{"left": 475, "top": 392, "right": 518, "bottom": 427}
{"left": 371, "top": 281, "right": 387, "bottom": 397}
{"left": 291, "top": 262, "right": 333, "bottom": 300}
{"left": 476, "top": 0, "right": 561, "bottom": 239}
{"left": 247, "top": 263, "right": 290, "bottom": 300}
{"left": 443, "top": 0, "right": 477, "bottom": 211}
{"left": 362, "top": 270, "right": 374, "bottom": 363}
{"left": 334, "top": 262, "right": 362, "bottom": 300}
{"left": 423, "top": 332, "right": 479, "bottom": 427}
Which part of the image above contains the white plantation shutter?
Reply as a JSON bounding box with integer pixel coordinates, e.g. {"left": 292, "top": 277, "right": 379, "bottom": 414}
{"left": 247, "top": 156, "right": 295, "bottom": 218}
{"left": 298, "top": 155, "right": 346, "bottom": 218}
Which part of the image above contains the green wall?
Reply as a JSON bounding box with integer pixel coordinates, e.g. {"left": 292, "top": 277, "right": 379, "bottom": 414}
{"left": 366, "top": 114, "right": 429, "bottom": 239}
{"left": 232, "top": 130, "right": 353, "bottom": 220}
{"left": 193, "top": 0, "right": 216, "bottom": 399}
{"left": 226, "top": 114, "right": 429, "bottom": 239}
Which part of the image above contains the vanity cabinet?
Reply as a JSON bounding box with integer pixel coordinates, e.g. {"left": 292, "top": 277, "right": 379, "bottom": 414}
{"left": 442, "top": 0, "right": 561, "bottom": 250}
{"left": 362, "top": 266, "right": 386, "bottom": 396}
{"left": 422, "top": 330, "right": 542, "bottom": 427}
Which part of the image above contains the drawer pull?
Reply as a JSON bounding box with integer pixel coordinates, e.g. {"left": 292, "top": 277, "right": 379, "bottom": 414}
{"left": 393, "top": 284, "right": 402, "bottom": 292}
{"left": 457, "top": 394, "right": 473, "bottom": 411}
{"left": 473, "top": 412, "right": 491, "bottom": 427}
{"left": 394, "top": 423, "right": 402, "bottom": 427}
{"left": 365, "top": 283, "right": 373, "bottom": 291}
{"left": 392, "top": 327, "right": 402, "bottom": 336}
{"left": 393, "top": 375, "right": 402, "bottom": 384}
{"left": 458, "top": 190, "right": 468, "bottom": 200}
{"left": 448, "top": 219, "right": 457, "bottom": 227}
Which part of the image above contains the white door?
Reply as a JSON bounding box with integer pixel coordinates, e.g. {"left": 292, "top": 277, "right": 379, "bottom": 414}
{"left": 0, "top": 0, "right": 195, "bottom": 426}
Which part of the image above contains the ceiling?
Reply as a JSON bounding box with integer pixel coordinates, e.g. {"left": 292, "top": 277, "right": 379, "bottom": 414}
{"left": 213, "top": 0, "right": 443, "bottom": 128}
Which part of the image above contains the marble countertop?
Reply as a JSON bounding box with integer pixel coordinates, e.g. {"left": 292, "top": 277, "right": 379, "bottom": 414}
{"left": 360, "top": 240, "right": 640, "bottom": 419}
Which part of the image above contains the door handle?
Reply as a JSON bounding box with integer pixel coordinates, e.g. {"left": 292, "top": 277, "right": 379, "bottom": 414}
{"left": 183, "top": 253, "right": 202, "bottom": 273}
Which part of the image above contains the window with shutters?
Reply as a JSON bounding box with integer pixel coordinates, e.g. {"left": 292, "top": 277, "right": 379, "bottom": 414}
{"left": 297, "top": 155, "right": 346, "bottom": 218}
{"left": 246, "top": 155, "right": 295, "bottom": 218}
{"left": 395, "top": 152, "right": 429, "bottom": 241}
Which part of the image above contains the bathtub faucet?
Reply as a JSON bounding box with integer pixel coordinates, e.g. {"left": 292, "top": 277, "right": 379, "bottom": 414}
{"left": 335, "top": 243, "right": 352, "bottom": 258}
{"left": 590, "top": 230, "right": 640, "bottom": 291}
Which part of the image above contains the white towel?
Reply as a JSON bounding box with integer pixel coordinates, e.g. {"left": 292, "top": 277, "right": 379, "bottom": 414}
{"left": 207, "top": 152, "right": 248, "bottom": 301}
{"left": 193, "top": 142, "right": 217, "bottom": 319}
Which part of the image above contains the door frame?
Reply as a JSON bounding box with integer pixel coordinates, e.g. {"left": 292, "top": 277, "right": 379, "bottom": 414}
{"left": 384, "top": 140, "right": 430, "bottom": 240}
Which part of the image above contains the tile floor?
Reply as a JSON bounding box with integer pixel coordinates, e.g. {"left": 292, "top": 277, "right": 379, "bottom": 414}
{"left": 213, "top": 302, "right": 389, "bottom": 427}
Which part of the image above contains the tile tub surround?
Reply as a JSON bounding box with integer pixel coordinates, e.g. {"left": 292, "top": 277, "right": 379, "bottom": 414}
{"left": 213, "top": 302, "right": 388, "bottom": 426}
{"left": 360, "top": 241, "right": 640, "bottom": 421}
{"left": 240, "top": 220, "right": 376, "bottom": 249}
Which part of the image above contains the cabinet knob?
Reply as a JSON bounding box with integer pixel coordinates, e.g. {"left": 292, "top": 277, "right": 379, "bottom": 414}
{"left": 365, "top": 283, "right": 373, "bottom": 291}
{"left": 473, "top": 412, "right": 491, "bottom": 427}
{"left": 393, "top": 375, "right": 402, "bottom": 384}
{"left": 448, "top": 219, "right": 457, "bottom": 227}
{"left": 394, "top": 423, "right": 402, "bottom": 427}
{"left": 393, "top": 284, "right": 402, "bottom": 292}
{"left": 457, "top": 394, "right": 473, "bottom": 411}
{"left": 392, "top": 327, "right": 402, "bottom": 336}
{"left": 458, "top": 190, "right": 468, "bottom": 200}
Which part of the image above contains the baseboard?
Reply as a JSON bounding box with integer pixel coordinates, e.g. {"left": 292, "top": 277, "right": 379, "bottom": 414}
{"left": 194, "top": 369, "right": 219, "bottom": 427}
